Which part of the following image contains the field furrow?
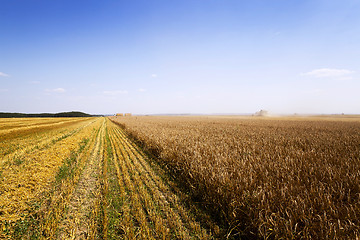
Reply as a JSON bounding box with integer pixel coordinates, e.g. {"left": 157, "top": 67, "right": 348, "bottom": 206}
{"left": 105, "top": 118, "right": 212, "bottom": 239}
{"left": 56, "top": 118, "right": 105, "bottom": 239}
{"left": 113, "top": 124, "right": 208, "bottom": 238}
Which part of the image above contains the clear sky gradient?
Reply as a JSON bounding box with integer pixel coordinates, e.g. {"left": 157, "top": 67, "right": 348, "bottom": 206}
{"left": 1, "top": 0, "right": 359, "bottom": 114}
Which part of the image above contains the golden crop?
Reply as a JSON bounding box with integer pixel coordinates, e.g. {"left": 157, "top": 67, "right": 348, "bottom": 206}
{"left": 110, "top": 116, "right": 360, "bottom": 239}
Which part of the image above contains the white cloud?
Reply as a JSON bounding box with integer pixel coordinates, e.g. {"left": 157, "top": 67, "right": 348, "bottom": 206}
{"left": 151, "top": 74, "right": 157, "bottom": 78}
{"left": 138, "top": 88, "right": 147, "bottom": 92}
{"left": 45, "top": 88, "right": 66, "bottom": 93}
{"left": 103, "top": 90, "right": 128, "bottom": 95}
{"left": 302, "top": 68, "right": 354, "bottom": 79}
{"left": 0, "top": 72, "right": 9, "bottom": 77}
{"left": 0, "top": 89, "right": 9, "bottom": 92}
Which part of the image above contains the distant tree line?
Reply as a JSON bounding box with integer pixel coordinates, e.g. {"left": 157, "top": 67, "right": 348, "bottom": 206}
{"left": 0, "top": 111, "right": 95, "bottom": 118}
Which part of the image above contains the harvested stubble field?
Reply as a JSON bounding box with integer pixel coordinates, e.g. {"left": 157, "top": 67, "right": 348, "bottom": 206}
{"left": 0, "top": 117, "right": 213, "bottom": 239}
{"left": 110, "top": 115, "right": 360, "bottom": 239}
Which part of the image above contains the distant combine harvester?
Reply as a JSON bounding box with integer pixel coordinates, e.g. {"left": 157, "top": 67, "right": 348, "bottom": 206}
{"left": 254, "top": 110, "right": 269, "bottom": 117}
{"left": 115, "top": 113, "right": 132, "bottom": 117}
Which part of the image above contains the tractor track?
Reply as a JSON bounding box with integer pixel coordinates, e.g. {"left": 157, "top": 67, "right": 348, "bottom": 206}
{"left": 56, "top": 119, "right": 105, "bottom": 239}
{"left": 104, "top": 118, "right": 211, "bottom": 239}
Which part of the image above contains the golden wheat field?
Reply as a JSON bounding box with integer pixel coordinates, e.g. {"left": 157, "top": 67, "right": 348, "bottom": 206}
{"left": 110, "top": 115, "right": 360, "bottom": 239}
{"left": 0, "top": 117, "right": 214, "bottom": 239}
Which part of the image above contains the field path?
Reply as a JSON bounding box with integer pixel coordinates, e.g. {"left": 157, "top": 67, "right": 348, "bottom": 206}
{"left": 104, "top": 119, "right": 212, "bottom": 239}
{"left": 56, "top": 118, "right": 105, "bottom": 239}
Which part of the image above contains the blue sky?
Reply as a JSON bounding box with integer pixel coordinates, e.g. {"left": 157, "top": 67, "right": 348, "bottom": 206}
{"left": 1, "top": 0, "right": 359, "bottom": 114}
